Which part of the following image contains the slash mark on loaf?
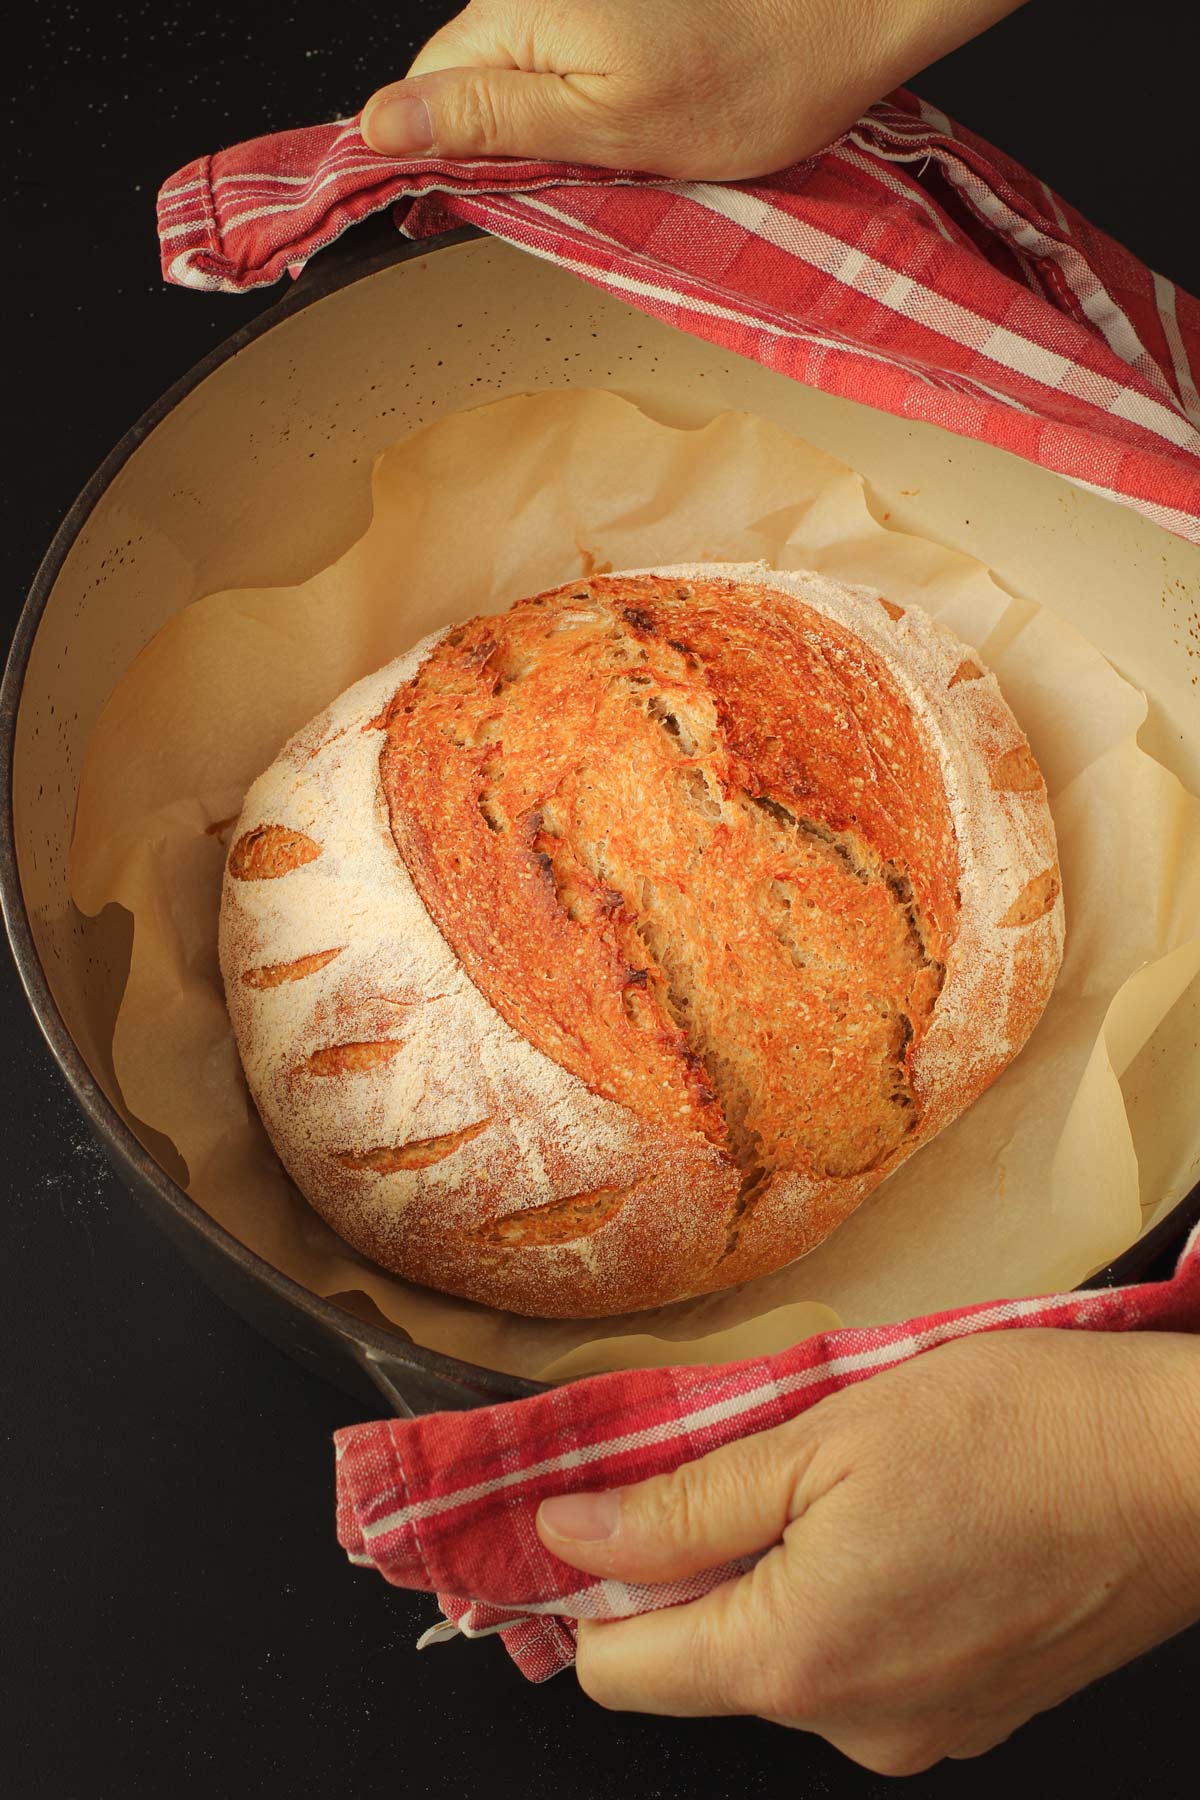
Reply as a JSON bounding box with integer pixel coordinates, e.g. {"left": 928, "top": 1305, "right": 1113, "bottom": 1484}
{"left": 229, "top": 823, "right": 322, "bottom": 879}
{"left": 335, "top": 1117, "right": 491, "bottom": 1171}
{"left": 242, "top": 947, "right": 343, "bottom": 988}
{"left": 999, "top": 866, "right": 1061, "bottom": 926}
{"left": 472, "top": 1184, "right": 637, "bottom": 1246}
{"left": 305, "top": 1040, "right": 405, "bottom": 1076}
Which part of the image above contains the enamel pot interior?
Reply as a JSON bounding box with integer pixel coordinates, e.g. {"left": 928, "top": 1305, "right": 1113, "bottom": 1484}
{"left": 4, "top": 225, "right": 1200, "bottom": 1412}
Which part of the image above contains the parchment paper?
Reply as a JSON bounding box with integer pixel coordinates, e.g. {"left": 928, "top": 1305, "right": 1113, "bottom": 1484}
{"left": 69, "top": 391, "right": 1200, "bottom": 1380}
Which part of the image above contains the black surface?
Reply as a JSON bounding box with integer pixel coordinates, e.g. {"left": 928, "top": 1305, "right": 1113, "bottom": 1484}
{"left": 5, "top": 4, "right": 1199, "bottom": 1795}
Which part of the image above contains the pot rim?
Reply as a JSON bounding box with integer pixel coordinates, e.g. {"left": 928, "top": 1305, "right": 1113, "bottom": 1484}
{"left": 2, "top": 217, "right": 1197, "bottom": 1405}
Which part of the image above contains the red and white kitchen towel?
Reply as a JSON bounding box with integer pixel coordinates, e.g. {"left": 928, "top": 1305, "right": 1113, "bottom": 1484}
{"left": 335, "top": 1227, "right": 1200, "bottom": 1682}
{"left": 161, "top": 92, "right": 1200, "bottom": 1680}
{"left": 158, "top": 87, "right": 1200, "bottom": 543}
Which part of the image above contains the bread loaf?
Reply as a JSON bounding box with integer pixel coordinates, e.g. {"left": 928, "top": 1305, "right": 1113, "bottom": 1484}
{"left": 219, "top": 564, "right": 1063, "bottom": 1317}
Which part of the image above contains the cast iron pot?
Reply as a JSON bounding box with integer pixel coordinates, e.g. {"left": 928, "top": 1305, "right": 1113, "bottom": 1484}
{"left": 5, "top": 213, "right": 1200, "bottom": 1417}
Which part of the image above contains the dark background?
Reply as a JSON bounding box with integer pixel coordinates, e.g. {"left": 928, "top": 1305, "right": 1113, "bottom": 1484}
{"left": 5, "top": 3, "right": 1199, "bottom": 1795}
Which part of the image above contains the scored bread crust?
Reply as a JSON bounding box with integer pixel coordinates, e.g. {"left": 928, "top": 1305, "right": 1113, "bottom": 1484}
{"left": 219, "top": 564, "right": 1064, "bottom": 1318}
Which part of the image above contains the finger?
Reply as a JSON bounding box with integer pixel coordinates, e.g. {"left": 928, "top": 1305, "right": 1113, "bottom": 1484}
{"left": 407, "top": 18, "right": 511, "bottom": 79}
{"left": 360, "top": 66, "right": 631, "bottom": 166}
{"left": 575, "top": 1577, "right": 759, "bottom": 1718}
{"left": 536, "top": 1419, "right": 818, "bottom": 1583}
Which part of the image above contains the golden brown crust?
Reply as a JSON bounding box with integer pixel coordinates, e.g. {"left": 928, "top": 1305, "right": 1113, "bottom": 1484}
{"left": 219, "top": 563, "right": 1064, "bottom": 1318}
{"left": 381, "top": 576, "right": 956, "bottom": 1251}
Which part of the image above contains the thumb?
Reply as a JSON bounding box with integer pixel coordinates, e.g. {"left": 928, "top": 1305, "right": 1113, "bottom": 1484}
{"left": 360, "top": 68, "right": 620, "bottom": 166}
{"left": 535, "top": 1422, "right": 819, "bottom": 1584}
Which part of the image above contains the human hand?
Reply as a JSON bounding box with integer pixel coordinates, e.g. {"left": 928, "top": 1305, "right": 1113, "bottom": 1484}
{"left": 535, "top": 1329, "right": 1200, "bottom": 1775}
{"left": 359, "top": 0, "right": 1027, "bottom": 179}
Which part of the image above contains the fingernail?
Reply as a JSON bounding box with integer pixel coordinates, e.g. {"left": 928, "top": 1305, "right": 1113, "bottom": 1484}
{"left": 362, "top": 94, "right": 433, "bottom": 155}
{"left": 539, "top": 1489, "right": 622, "bottom": 1542}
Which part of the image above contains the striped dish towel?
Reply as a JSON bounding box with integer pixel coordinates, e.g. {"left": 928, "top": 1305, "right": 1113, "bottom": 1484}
{"left": 335, "top": 1227, "right": 1200, "bottom": 1682}
{"left": 158, "top": 87, "right": 1200, "bottom": 543}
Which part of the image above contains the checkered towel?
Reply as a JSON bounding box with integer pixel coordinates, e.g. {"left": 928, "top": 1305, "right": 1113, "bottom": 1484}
{"left": 335, "top": 1227, "right": 1200, "bottom": 1681}
{"left": 161, "top": 91, "right": 1200, "bottom": 1679}
{"left": 158, "top": 87, "right": 1200, "bottom": 543}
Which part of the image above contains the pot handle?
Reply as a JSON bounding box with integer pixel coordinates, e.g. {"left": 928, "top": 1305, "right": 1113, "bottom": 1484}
{"left": 350, "top": 1338, "right": 544, "bottom": 1418}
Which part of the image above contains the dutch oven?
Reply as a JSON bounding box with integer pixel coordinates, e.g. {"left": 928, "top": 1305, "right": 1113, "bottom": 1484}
{"left": 5, "top": 212, "right": 1199, "bottom": 1416}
